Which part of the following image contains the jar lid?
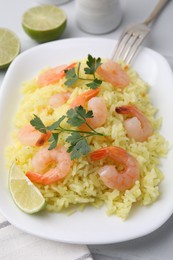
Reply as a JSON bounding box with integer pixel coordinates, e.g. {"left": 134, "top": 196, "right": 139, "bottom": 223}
{"left": 77, "top": 0, "right": 120, "bottom": 12}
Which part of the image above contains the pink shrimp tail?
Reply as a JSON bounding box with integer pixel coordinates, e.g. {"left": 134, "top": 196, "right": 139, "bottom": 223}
{"left": 116, "top": 105, "right": 133, "bottom": 115}
{"left": 90, "top": 146, "right": 127, "bottom": 162}
{"left": 90, "top": 148, "right": 109, "bottom": 161}
{"left": 26, "top": 170, "right": 65, "bottom": 185}
{"left": 26, "top": 171, "right": 44, "bottom": 184}
{"left": 70, "top": 87, "right": 101, "bottom": 108}
{"left": 36, "top": 131, "right": 52, "bottom": 146}
{"left": 116, "top": 105, "right": 142, "bottom": 119}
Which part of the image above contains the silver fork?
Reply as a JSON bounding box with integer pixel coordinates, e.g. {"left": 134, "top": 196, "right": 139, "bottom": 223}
{"left": 111, "top": 0, "right": 170, "bottom": 64}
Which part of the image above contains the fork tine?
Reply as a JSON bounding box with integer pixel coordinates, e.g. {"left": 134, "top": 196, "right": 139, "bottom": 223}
{"left": 111, "top": 30, "right": 132, "bottom": 61}
{"left": 117, "top": 33, "right": 140, "bottom": 62}
{"left": 124, "top": 31, "right": 149, "bottom": 64}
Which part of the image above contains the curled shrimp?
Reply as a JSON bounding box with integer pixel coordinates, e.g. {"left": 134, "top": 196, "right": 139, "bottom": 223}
{"left": 18, "top": 125, "right": 51, "bottom": 146}
{"left": 96, "top": 60, "right": 130, "bottom": 88}
{"left": 90, "top": 146, "right": 140, "bottom": 191}
{"left": 70, "top": 88, "right": 107, "bottom": 130}
{"left": 116, "top": 105, "right": 153, "bottom": 142}
{"left": 86, "top": 96, "right": 107, "bottom": 130}
{"left": 26, "top": 146, "right": 71, "bottom": 185}
{"left": 37, "top": 63, "right": 76, "bottom": 87}
{"left": 49, "top": 92, "right": 71, "bottom": 108}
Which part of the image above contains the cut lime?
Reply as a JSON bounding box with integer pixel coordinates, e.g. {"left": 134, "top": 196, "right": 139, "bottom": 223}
{"left": 0, "top": 28, "right": 20, "bottom": 69}
{"left": 22, "top": 5, "right": 67, "bottom": 43}
{"left": 9, "top": 164, "right": 45, "bottom": 214}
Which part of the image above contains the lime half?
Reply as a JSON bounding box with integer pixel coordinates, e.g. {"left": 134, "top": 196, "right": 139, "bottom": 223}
{"left": 22, "top": 5, "right": 67, "bottom": 43}
{"left": 9, "top": 164, "right": 45, "bottom": 214}
{"left": 0, "top": 28, "right": 20, "bottom": 69}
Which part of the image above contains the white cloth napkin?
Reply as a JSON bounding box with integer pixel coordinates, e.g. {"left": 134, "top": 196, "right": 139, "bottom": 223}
{"left": 0, "top": 213, "right": 93, "bottom": 260}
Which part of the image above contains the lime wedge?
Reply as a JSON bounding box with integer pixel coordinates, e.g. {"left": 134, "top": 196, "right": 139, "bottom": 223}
{"left": 0, "top": 28, "right": 20, "bottom": 69}
{"left": 9, "top": 164, "right": 45, "bottom": 214}
{"left": 22, "top": 5, "right": 67, "bottom": 43}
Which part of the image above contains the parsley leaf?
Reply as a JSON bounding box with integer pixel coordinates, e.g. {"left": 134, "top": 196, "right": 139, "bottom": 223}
{"left": 84, "top": 54, "right": 102, "bottom": 75}
{"left": 47, "top": 116, "right": 66, "bottom": 131}
{"left": 66, "top": 108, "right": 85, "bottom": 126}
{"left": 64, "top": 68, "right": 78, "bottom": 87}
{"left": 48, "top": 133, "right": 59, "bottom": 150}
{"left": 66, "top": 106, "right": 93, "bottom": 127}
{"left": 30, "top": 114, "right": 47, "bottom": 134}
{"left": 64, "top": 54, "right": 102, "bottom": 89}
{"left": 86, "top": 78, "right": 102, "bottom": 89}
{"left": 67, "top": 133, "right": 90, "bottom": 160}
{"left": 66, "top": 132, "right": 82, "bottom": 146}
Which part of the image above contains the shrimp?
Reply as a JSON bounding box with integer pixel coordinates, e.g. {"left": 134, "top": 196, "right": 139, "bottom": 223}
{"left": 37, "top": 62, "right": 76, "bottom": 87}
{"left": 90, "top": 146, "right": 140, "bottom": 191}
{"left": 96, "top": 60, "right": 130, "bottom": 88}
{"left": 49, "top": 92, "right": 71, "bottom": 108}
{"left": 116, "top": 105, "right": 153, "bottom": 142}
{"left": 82, "top": 97, "right": 107, "bottom": 130}
{"left": 26, "top": 146, "right": 71, "bottom": 185}
{"left": 18, "top": 125, "right": 51, "bottom": 146}
{"left": 70, "top": 88, "right": 107, "bottom": 130}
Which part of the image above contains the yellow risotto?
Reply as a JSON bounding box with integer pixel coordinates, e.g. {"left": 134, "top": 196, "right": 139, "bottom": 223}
{"left": 5, "top": 56, "right": 168, "bottom": 219}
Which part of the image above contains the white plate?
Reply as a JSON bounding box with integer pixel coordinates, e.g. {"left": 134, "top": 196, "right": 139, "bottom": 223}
{"left": 0, "top": 38, "right": 173, "bottom": 245}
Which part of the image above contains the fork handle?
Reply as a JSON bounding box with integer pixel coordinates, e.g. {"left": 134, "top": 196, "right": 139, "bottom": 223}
{"left": 144, "top": 0, "right": 170, "bottom": 26}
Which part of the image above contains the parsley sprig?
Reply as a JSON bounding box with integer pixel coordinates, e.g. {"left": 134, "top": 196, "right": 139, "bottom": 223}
{"left": 64, "top": 54, "right": 102, "bottom": 89}
{"left": 30, "top": 106, "right": 106, "bottom": 160}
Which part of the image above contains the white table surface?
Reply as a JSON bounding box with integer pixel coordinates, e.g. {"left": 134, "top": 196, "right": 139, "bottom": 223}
{"left": 0, "top": 0, "right": 173, "bottom": 259}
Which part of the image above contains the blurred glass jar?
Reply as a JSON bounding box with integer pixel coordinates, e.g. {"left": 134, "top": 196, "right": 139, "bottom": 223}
{"left": 36, "top": 0, "right": 72, "bottom": 5}
{"left": 75, "top": 0, "right": 122, "bottom": 34}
